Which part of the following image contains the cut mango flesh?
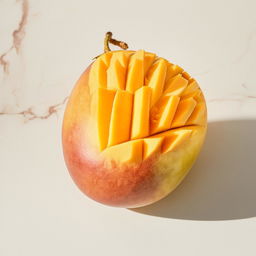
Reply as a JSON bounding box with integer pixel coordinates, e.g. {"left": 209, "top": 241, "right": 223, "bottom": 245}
{"left": 96, "top": 88, "right": 116, "bottom": 150}
{"left": 164, "top": 74, "right": 188, "bottom": 96}
{"left": 99, "top": 52, "right": 112, "bottom": 67}
{"left": 108, "top": 90, "right": 133, "bottom": 147}
{"left": 182, "top": 71, "right": 191, "bottom": 80}
{"left": 150, "top": 95, "right": 180, "bottom": 134}
{"left": 187, "top": 102, "right": 206, "bottom": 125}
{"left": 150, "top": 128, "right": 192, "bottom": 153}
{"left": 182, "top": 80, "right": 199, "bottom": 96}
{"left": 193, "top": 91, "right": 205, "bottom": 103}
{"left": 171, "top": 98, "right": 197, "bottom": 128}
{"left": 164, "top": 63, "right": 183, "bottom": 89}
{"left": 146, "top": 58, "right": 167, "bottom": 107}
{"left": 126, "top": 50, "right": 144, "bottom": 93}
{"left": 103, "top": 128, "right": 194, "bottom": 163}
{"left": 89, "top": 58, "right": 107, "bottom": 94}
{"left": 144, "top": 52, "right": 156, "bottom": 74}
{"left": 103, "top": 139, "right": 143, "bottom": 164}
{"left": 107, "top": 52, "right": 130, "bottom": 90}
{"left": 88, "top": 50, "right": 207, "bottom": 163}
{"left": 131, "top": 86, "right": 151, "bottom": 139}
{"left": 143, "top": 137, "right": 163, "bottom": 160}
{"left": 182, "top": 89, "right": 201, "bottom": 100}
{"left": 161, "top": 130, "right": 192, "bottom": 153}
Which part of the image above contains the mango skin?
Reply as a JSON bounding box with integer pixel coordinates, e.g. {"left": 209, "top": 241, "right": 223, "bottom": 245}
{"left": 62, "top": 66, "right": 207, "bottom": 208}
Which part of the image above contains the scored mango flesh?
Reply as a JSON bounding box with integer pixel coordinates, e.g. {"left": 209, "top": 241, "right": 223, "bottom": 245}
{"left": 88, "top": 50, "right": 207, "bottom": 164}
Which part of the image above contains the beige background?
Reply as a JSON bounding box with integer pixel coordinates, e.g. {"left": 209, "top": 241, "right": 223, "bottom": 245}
{"left": 1, "top": 0, "right": 256, "bottom": 255}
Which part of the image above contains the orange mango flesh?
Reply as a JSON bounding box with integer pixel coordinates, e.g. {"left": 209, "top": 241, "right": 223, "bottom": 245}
{"left": 101, "top": 126, "right": 195, "bottom": 164}
{"left": 143, "top": 137, "right": 163, "bottom": 160}
{"left": 159, "top": 129, "right": 193, "bottom": 153}
{"left": 96, "top": 88, "right": 116, "bottom": 151}
{"left": 144, "top": 52, "right": 156, "bottom": 74}
{"left": 107, "top": 52, "right": 130, "bottom": 90}
{"left": 187, "top": 102, "right": 207, "bottom": 125}
{"left": 146, "top": 58, "right": 167, "bottom": 107}
{"left": 86, "top": 50, "right": 207, "bottom": 164}
{"left": 108, "top": 90, "right": 133, "bottom": 147}
{"left": 88, "top": 58, "right": 107, "bottom": 93}
{"left": 171, "top": 98, "right": 197, "bottom": 128}
{"left": 103, "top": 139, "right": 143, "bottom": 164}
{"left": 131, "top": 86, "right": 151, "bottom": 140}
{"left": 150, "top": 95, "right": 180, "bottom": 134}
{"left": 126, "top": 50, "right": 144, "bottom": 93}
{"left": 182, "top": 71, "right": 191, "bottom": 80}
{"left": 182, "top": 79, "right": 199, "bottom": 96}
{"left": 164, "top": 63, "right": 184, "bottom": 89}
{"left": 164, "top": 74, "right": 188, "bottom": 96}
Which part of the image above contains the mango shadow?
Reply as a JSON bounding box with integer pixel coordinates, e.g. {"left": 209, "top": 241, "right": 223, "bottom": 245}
{"left": 131, "top": 119, "right": 256, "bottom": 220}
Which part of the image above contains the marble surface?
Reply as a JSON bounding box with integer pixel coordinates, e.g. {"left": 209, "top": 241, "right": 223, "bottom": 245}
{"left": 1, "top": 0, "right": 256, "bottom": 255}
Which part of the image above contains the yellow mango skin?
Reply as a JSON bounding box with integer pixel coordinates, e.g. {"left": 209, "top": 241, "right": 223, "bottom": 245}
{"left": 62, "top": 49, "right": 207, "bottom": 208}
{"left": 147, "top": 126, "right": 207, "bottom": 206}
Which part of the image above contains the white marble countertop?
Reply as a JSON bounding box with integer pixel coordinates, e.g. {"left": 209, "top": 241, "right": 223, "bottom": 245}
{"left": 1, "top": 0, "right": 256, "bottom": 255}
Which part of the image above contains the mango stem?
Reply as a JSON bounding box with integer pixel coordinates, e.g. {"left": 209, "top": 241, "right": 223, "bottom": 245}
{"left": 104, "top": 32, "right": 129, "bottom": 52}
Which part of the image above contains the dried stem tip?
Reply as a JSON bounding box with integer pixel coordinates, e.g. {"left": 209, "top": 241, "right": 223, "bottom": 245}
{"left": 104, "top": 32, "right": 129, "bottom": 53}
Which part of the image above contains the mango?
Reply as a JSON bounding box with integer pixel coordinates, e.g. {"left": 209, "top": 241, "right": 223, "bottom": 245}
{"left": 62, "top": 40, "right": 207, "bottom": 208}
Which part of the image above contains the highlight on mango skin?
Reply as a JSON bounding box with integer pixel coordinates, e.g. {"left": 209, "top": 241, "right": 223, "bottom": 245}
{"left": 62, "top": 32, "right": 207, "bottom": 208}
